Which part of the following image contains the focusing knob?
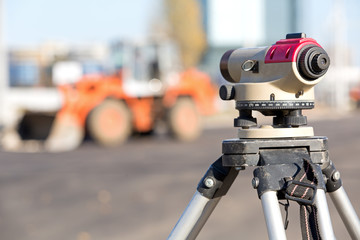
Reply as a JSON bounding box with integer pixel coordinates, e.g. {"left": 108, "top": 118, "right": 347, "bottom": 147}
{"left": 219, "top": 85, "right": 235, "bottom": 100}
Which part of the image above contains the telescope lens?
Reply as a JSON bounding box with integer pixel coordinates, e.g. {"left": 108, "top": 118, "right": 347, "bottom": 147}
{"left": 298, "top": 46, "right": 330, "bottom": 80}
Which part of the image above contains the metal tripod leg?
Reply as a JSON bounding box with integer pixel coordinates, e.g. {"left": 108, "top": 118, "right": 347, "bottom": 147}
{"left": 260, "top": 190, "right": 336, "bottom": 240}
{"left": 167, "top": 191, "right": 221, "bottom": 239}
{"left": 329, "top": 187, "right": 360, "bottom": 239}
{"left": 315, "top": 189, "right": 336, "bottom": 240}
{"left": 168, "top": 158, "right": 238, "bottom": 240}
{"left": 261, "top": 191, "right": 287, "bottom": 240}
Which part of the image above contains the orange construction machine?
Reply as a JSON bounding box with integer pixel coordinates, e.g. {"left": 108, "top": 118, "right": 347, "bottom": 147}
{"left": 13, "top": 41, "right": 217, "bottom": 151}
{"left": 350, "top": 85, "right": 360, "bottom": 108}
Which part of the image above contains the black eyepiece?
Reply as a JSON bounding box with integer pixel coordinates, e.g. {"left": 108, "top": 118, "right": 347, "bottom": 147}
{"left": 297, "top": 46, "right": 330, "bottom": 80}
{"left": 312, "top": 53, "right": 330, "bottom": 72}
{"left": 220, "top": 49, "right": 236, "bottom": 83}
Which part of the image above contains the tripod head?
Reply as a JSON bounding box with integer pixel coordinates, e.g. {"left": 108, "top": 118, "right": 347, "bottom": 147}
{"left": 219, "top": 33, "right": 330, "bottom": 138}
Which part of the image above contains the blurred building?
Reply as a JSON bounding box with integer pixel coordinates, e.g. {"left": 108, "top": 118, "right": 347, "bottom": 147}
{"left": 8, "top": 42, "right": 108, "bottom": 87}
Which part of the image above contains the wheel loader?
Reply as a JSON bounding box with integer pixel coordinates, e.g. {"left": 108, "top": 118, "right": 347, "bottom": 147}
{"left": 2, "top": 41, "right": 217, "bottom": 151}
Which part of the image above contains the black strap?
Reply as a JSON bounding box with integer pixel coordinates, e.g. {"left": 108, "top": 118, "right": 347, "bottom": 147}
{"left": 285, "top": 158, "right": 321, "bottom": 240}
{"left": 300, "top": 204, "right": 321, "bottom": 240}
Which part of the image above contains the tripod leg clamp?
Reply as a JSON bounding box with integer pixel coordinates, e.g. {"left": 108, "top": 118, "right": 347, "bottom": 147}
{"left": 322, "top": 160, "right": 343, "bottom": 192}
{"left": 197, "top": 157, "right": 238, "bottom": 199}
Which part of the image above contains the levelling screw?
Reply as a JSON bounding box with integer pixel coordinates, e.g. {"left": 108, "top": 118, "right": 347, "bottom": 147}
{"left": 332, "top": 171, "right": 341, "bottom": 182}
{"left": 252, "top": 177, "right": 259, "bottom": 189}
{"left": 204, "top": 177, "right": 215, "bottom": 188}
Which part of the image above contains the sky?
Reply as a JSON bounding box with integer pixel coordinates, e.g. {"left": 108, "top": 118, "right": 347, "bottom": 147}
{"left": 3, "top": 0, "right": 360, "bottom": 66}
{"left": 208, "top": 0, "right": 265, "bottom": 47}
{"left": 3, "top": 0, "right": 162, "bottom": 46}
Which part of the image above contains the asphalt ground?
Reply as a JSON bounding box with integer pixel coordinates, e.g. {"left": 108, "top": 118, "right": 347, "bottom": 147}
{"left": 0, "top": 111, "right": 359, "bottom": 240}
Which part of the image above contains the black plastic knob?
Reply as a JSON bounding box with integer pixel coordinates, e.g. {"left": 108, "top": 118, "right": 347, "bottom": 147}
{"left": 219, "top": 85, "right": 235, "bottom": 100}
{"left": 286, "top": 33, "right": 306, "bottom": 39}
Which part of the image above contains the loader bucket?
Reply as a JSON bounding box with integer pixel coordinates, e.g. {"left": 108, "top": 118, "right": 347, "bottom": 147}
{"left": 44, "top": 113, "right": 84, "bottom": 152}
{"left": 1, "top": 112, "right": 83, "bottom": 152}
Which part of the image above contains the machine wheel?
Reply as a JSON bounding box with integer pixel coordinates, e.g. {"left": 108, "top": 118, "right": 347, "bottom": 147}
{"left": 87, "top": 99, "right": 132, "bottom": 147}
{"left": 168, "top": 98, "right": 201, "bottom": 141}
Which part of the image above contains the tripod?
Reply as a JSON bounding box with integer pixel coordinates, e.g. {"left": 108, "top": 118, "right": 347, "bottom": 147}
{"left": 168, "top": 111, "right": 360, "bottom": 239}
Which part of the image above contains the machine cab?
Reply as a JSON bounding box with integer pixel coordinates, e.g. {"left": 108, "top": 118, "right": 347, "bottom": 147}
{"left": 110, "top": 41, "right": 181, "bottom": 98}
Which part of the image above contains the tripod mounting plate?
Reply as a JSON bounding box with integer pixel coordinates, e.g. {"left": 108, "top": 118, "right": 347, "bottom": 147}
{"left": 222, "top": 137, "right": 329, "bottom": 167}
{"left": 238, "top": 126, "right": 314, "bottom": 138}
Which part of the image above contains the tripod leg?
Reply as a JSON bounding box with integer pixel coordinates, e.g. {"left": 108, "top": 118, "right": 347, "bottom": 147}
{"left": 329, "top": 187, "right": 360, "bottom": 239}
{"left": 323, "top": 161, "right": 360, "bottom": 239}
{"left": 167, "top": 191, "right": 221, "bottom": 240}
{"left": 261, "top": 191, "right": 287, "bottom": 240}
{"left": 314, "top": 189, "right": 336, "bottom": 240}
{"left": 168, "top": 157, "right": 238, "bottom": 240}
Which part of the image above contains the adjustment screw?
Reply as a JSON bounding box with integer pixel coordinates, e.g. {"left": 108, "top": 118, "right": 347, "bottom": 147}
{"left": 204, "top": 177, "right": 215, "bottom": 188}
{"left": 332, "top": 171, "right": 341, "bottom": 182}
{"left": 252, "top": 177, "right": 259, "bottom": 189}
